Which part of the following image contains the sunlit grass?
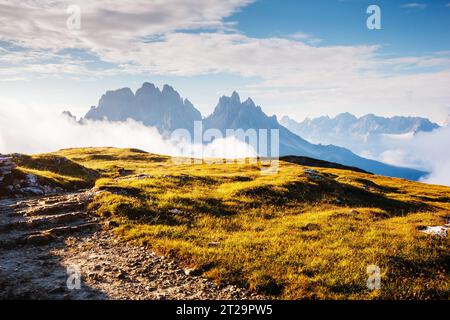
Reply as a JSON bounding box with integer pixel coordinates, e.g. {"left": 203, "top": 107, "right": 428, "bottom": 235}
{"left": 18, "top": 147, "right": 450, "bottom": 299}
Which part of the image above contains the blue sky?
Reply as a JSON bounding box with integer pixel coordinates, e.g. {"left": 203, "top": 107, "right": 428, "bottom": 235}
{"left": 231, "top": 0, "right": 450, "bottom": 55}
{"left": 1, "top": 0, "right": 450, "bottom": 123}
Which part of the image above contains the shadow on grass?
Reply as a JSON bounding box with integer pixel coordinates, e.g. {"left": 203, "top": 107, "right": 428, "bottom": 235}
{"left": 381, "top": 254, "right": 450, "bottom": 299}
{"left": 235, "top": 178, "right": 433, "bottom": 216}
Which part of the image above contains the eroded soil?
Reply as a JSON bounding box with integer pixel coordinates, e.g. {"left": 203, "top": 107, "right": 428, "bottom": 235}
{"left": 0, "top": 190, "right": 260, "bottom": 300}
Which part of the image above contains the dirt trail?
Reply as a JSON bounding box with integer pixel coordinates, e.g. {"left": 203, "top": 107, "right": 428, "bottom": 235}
{"left": 0, "top": 190, "right": 259, "bottom": 300}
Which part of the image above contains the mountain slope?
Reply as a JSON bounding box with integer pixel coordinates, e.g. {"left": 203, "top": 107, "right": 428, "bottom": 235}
{"left": 204, "top": 93, "right": 426, "bottom": 180}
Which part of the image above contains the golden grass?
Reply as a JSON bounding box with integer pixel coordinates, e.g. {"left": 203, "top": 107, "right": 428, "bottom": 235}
{"left": 21, "top": 147, "right": 450, "bottom": 299}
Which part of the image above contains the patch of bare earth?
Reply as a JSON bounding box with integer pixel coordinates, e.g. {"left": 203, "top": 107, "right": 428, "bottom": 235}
{"left": 0, "top": 190, "right": 261, "bottom": 300}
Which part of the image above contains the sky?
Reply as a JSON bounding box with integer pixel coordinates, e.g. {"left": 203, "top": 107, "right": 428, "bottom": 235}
{"left": 1, "top": 0, "right": 450, "bottom": 123}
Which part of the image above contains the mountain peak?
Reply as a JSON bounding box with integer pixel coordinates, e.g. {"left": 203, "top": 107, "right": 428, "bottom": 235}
{"left": 336, "top": 112, "right": 357, "bottom": 120}
{"left": 162, "top": 84, "right": 176, "bottom": 93}
{"left": 84, "top": 82, "right": 201, "bottom": 133}
{"left": 107, "top": 87, "right": 134, "bottom": 96}
{"left": 141, "top": 82, "right": 156, "bottom": 89}
{"left": 243, "top": 97, "right": 255, "bottom": 106}
{"left": 231, "top": 91, "right": 241, "bottom": 102}
{"left": 136, "top": 82, "right": 159, "bottom": 97}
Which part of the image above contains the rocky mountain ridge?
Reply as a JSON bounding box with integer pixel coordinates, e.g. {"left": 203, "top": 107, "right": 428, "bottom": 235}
{"left": 76, "top": 83, "right": 427, "bottom": 180}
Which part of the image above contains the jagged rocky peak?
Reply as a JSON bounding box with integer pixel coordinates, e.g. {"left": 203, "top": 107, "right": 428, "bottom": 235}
{"left": 135, "top": 82, "right": 159, "bottom": 96}
{"left": 231, "top": 91, "right": 240, "bottom": 102}
{"left": 141, "top": 82, "right": 157, "bottom": 90}
{"left": 243, "top": 97, "right": 255, "bottom": 106}
{"left": 83, "top": 82, "right": 202, "bottom": 134}
{"left": 162, "top": 84, "right": 177, "bottom": 94}
{"left": 204, "top": 91, "right": 280, "bottom": 132}
{"left": 215, "top": 92, "right": 258, "bottom": 114}
{"left": 281, "top": 112, "right": 440, "bottom": 137}
{"left": 103, "top": 87, "right": 134, "bottom": 100}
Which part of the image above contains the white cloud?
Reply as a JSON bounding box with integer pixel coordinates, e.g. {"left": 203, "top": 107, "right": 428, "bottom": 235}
{"left": 0, "top": 0, "right": 253, "bottom": 78}
{"left": 0, "top": 0, "right": 450, "bottom": 122}
{"left": 401, "top": 3, "right": 427, "bottom": 9}
{"left": 376, "top": 126, "right": 450, "bottom": 186}
{"left": 0, "top": 0, "right": 252, "bottom": 49}
{"left": 0, "top": 106, "right": 255, "bottom": 159}
{"left": 288, "top": 32, "right": 322, "bottom": 45}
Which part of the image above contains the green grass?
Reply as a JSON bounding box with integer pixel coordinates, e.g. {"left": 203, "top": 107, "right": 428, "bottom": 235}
{"left": 14, "top": 147, "right": 450, "bottom": 299}
{"left": 11, "top": 153, "right": 99, "bottom": 190}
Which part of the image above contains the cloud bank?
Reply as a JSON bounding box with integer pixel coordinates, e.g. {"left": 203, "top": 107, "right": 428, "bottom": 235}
{"left": 375, "top": 127, "right": 450, "bottom": 186}
{"left": 0, "top": 107, "right": 256, "bottom": 160}
{"left": 0, "top": 106, "right": 449, "bottom": 186}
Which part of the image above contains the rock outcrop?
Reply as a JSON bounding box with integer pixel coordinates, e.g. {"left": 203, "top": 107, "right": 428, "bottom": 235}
{"left": 0, "top": 155, "right": 63, "bottom": 197}
{"left": 0, "top": 154, "right": 16, "bottom": 183}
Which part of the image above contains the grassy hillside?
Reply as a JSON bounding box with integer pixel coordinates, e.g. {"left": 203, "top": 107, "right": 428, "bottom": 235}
{"left": 14, "top": 148, "right": 450, "bottom": 299}
{"left": 0, "top": 153, "right": 99, "bottom": 196}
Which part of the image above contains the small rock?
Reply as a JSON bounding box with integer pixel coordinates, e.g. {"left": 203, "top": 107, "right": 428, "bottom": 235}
{"left": 25, "top": 174, "right": 38, "bottom": 186}
{"left": 106, "top": 220, "right": 119, "bottom": 229}
{"left": 184, "top": 268, "right": 200, "bottom": 276}
{"left": 21, "top": 187, "right": 44, "bottom": 195}
{"left": 93, "top": 265, "right": 102, "bottom": 271}
{"left": 419, "top": 224, "right": 449, "bottom": 237}
{"left": 26, "top": 233, "right": 55, "bottom": 246}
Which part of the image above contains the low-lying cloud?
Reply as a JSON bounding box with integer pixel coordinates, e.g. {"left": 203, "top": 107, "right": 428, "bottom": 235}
{"left": 376, "top": 126, "right": 450, "bottom": 186}
{"left": 1, "top": 106, "right": 449, "bottom": 186}
{"left": 0, "top": 107, "right": 256, "bottom": 160}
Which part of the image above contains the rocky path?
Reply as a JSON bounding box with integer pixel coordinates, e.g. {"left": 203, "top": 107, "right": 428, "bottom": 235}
{"left": 0, "top": 190, "right": 260, "bottom": 300}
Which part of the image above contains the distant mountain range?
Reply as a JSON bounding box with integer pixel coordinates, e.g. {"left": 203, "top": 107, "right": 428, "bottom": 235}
{"left": 281, "top": 113, "right": 440, "bottom": 156}
{"left": 81, "top": 83, "right": 427, "bottom": 180}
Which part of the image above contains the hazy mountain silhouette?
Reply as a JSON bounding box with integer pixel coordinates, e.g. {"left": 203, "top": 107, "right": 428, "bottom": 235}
{"left": 280, "top": 113, "right": 439, "bottom": 155}
{"left": 84, "top": 83, "right": 202, "bottom": 135}
{"left": 81, "top": 83, "right": 427, "bottom": 180}
{"left": 204, "top": 92, "right": 426, "bottom": 180}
